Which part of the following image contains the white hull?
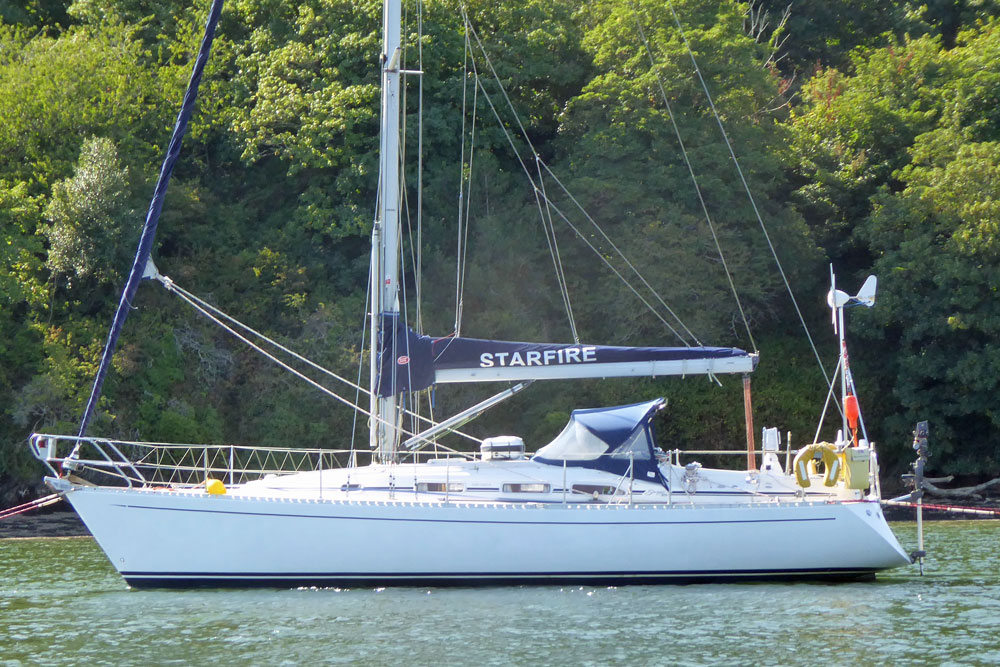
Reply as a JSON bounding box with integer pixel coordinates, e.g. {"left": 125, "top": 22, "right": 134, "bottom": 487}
{"left": 26, "top": 0, "right": 912, "bottom": 592}
{"left": 54, "top": 479, "right": 910, "bottom": 587}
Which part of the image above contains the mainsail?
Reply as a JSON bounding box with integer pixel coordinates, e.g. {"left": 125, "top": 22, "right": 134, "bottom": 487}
{"left": 376, "top": 315, "right": 756, "bottom": 397}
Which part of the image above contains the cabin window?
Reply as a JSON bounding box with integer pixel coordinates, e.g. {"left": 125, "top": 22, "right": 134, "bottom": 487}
{"left": 416, "top": 482, "right": 464, "bottom": 493}
{"left": 502, "top": 483, "right": 551, "bottom": 493}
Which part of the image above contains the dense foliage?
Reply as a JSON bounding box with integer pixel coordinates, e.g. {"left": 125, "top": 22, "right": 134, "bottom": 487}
{"left": 2, "top": 0, "right": 999, "bottom": 491}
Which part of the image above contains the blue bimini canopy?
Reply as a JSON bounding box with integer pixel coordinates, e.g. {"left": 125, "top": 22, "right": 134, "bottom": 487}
{"left": 532, "top": 399, "right": 666, "bottom": 485}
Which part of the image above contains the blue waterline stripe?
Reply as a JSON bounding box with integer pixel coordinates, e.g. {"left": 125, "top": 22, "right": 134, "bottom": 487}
{"left": 111, "top": 503, "right": 837, "bottom": 527}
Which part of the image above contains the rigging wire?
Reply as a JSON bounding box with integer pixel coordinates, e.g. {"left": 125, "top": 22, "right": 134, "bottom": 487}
{"left": 164, "top": 276, "right": 377, "bottom": 417}
{"left": 662, "top": 0, "right": 833, "bottom": 384}
{"left": 396, "top": 64, "right": 419, "bottom": 441}
{"left": 812, "top": 355, "right": 843, "bottom": 445}
{"left": 399, "top": 4, "right": 419, "bottom": 335}
{"left": 461, "top": 10, "right": 698, "bottom": 346}
{"left": 454, "top": 25, "right": 478, "bottom": 335}
{"left": 349, "top": 256, "right": 373, "bottom": 453}
{"left": 458, "top": 71, "right": 477, "bottom": 337}
{"left": 151, "top": 272, "right": 483, "bottom": 446}
{"left": 453, "top": 27, "right": 470, "bottom": 333}
{"left": 536, "top": 160, "right": 702, "bottom": 346}
{"left": 396, "top": 150, "right": 422, "bottom": 450}
{"left": 458, "top": 90, "right": 476, "bottom": 337}
{"left": 397, "top": 0, "right": 439, "bottom": 444}
{"left": 399, "top": 0, "right": 429, "bottom": 340}
{"left": 414, "top": 0, "right": 434, "bottom": 433}
{"left": 416, "top": 0, "right": 425, "bottom": 336}
{"left": 471, "top": 68, "right": 692, "bottom": 344}
{"left": 460, "top": 7, "right": 581, "bottom": 341}
{"left": 368, "top": 137, "right": 385, "bottom": 450}
{"left": 536, "top": 163, "right": 579, "bottom": 345}
{"left": 630, "top": 2, "right": 755, "bottom": 351}
{"left": 521, "top": 171, "right": 693, "bottom": 344}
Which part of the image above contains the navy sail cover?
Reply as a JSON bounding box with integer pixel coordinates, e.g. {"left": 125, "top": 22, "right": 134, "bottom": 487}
{"left": 376, "top": 315, "right": 754, "bottom": 397}
{"left": 533, "top": 399, "right": 666, "bottom": 483}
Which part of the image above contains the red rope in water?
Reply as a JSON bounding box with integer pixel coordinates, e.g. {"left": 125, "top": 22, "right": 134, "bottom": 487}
{"left": 882, "top": 500, "right": 1000, "bottom": 517}
{"left": 0, "top": 494, "right": 62, "bottom": 520}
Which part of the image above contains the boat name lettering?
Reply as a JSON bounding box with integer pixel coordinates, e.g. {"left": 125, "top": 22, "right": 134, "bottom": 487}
{"left": 479, "top": 346, "right": 597, "bottom": 368}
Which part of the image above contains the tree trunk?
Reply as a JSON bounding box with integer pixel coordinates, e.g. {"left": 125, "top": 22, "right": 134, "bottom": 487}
{"left": 923, "top": 477, "right": 1000, "bottom": 499}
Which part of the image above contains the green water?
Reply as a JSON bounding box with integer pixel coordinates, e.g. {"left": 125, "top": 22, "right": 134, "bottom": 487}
{"left": 2, "top": 521, "right": 998, "bottom": 666}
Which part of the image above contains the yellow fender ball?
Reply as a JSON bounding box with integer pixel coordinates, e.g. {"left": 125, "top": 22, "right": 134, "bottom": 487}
{"left": 205, "top": 478, "right": 227, "bottom": 495}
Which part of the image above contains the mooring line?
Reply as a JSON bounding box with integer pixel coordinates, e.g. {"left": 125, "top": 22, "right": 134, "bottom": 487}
{"left": 0, "top": 494, "right": 63, "bottom": 521}
{"left": 881, "top": 499, "right": 1000, "bottom": 517}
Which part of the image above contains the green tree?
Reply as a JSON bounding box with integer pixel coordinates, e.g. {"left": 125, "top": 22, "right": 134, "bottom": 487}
{"left": 11, "top": 0, "right": 1000, "bottom": 486}
{"left": 0, "top": 23, "right": 174, "bottom": 186}
{"left": 910, "top": 0, "right": 1000, "bottom": 48}
{"left": 789, "top": 35, "right": 943, "bottom": 272}
{"left": 789, "top": 20, "right": 1000, "bottom": 472}
{"left": 42, "top": 136, "right": 133, "bottom": 284}
{"left": 0, "top": 0, "right": 71, "bottom": 28}
{"left": 863, "top": 141, "right": 1000, "bottom": 472}
{"left": 752, "top": 0, "right": 912, "bottom": 76}
{"left": 224, "top": 0, "right": 382, "bottom": 243}
{"left": 0, "top": 180, "right": 45, "bottom": 307}
{"left": 0, "top": 181, "right": 46, "bottom": 482}
{"left": 550, "top": 0, "right": 820, "bottom": 345}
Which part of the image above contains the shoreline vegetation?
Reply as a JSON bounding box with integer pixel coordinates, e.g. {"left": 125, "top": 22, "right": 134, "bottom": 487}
{"left": 0, "top": 510, "right": 90, "bottom": 539}
{"left": 3, "top": 0, "right": 1000, "bottom": 490}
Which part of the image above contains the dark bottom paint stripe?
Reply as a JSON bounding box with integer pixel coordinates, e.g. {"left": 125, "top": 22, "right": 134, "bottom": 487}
{"left": 121, "top": 569, "right": 878, "bottom": 589}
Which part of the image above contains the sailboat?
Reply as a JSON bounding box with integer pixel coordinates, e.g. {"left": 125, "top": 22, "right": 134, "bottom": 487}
{"left": 28, "top": 0, "right": 910, "bottom": 587}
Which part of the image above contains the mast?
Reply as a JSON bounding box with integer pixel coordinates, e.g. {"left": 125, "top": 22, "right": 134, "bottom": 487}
{"left": 370, "top": 0, "right": 403, "bottom": 462}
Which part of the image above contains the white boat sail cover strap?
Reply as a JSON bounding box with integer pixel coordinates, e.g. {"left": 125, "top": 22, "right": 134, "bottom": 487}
{"left": 375, "top": 314, "right": 756, "bottom": 397}
{"left": 533, "top": 398, "right": 666, "bottom": 482}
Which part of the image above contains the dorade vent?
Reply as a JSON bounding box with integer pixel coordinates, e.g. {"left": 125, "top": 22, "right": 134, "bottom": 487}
{"left": 480, "top": 436, "right": 525, "bottom": 460}
{"left": 416, "top": 482, "right": 464, "bottom": 493}
{"left": 502, "top": 483, "right": 551, "bottom": 493}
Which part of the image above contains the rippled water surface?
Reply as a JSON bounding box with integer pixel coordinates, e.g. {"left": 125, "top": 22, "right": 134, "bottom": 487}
{"left": 2, "top": 521, "right": 999, "bottom": 665}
